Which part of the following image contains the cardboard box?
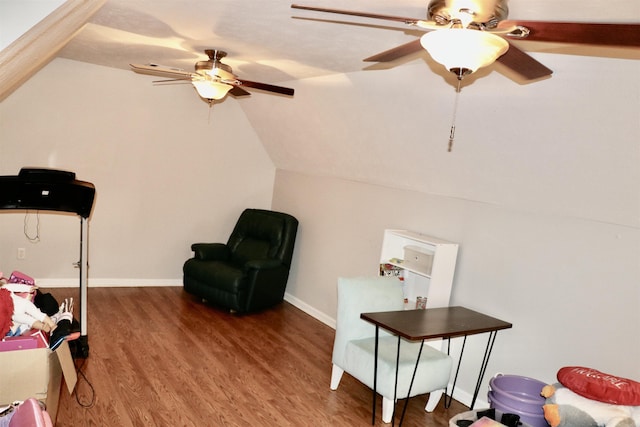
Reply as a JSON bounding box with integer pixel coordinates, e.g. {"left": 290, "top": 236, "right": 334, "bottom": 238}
{"left": 0, "top": 329, "right": 50, "bottom": 351}
{"left": 403, "top": 244, "right": 434, "bottom": 275}
{"left": 0, "top": 334, "right": 39, "bottom": 351}
{"left": 0, "top": 340, "right": 77, "bottom": 424}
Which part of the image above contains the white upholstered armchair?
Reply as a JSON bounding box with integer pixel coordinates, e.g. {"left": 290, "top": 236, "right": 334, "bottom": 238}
{"left": 330, "top": 276, "right": 453, "bottom": 423}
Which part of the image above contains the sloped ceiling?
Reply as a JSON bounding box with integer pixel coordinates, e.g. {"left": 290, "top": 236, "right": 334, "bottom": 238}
{"left": 3, "top": 0, "right": 639, "bottom": 99}
{"left": 0, "top": 0, "right": 107, "bottom": 101}
{"left": 58, "top": 0, "right": 640, "bottom": 82}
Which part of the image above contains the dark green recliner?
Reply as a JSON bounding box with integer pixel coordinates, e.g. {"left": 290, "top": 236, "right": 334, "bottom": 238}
{"left": 183, "top": 208, "right": 299, "bottom": 313}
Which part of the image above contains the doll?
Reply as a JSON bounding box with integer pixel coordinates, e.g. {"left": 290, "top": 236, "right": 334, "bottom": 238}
{"left": 0, "top": 276, "right": 56, "bottom": 336}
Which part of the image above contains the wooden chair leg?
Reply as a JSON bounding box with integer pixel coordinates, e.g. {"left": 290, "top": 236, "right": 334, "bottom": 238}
{"left": 382, "top": 397, "right": 395, "bottom": 423}
{"left": 425, "top": 389, "right": 445, "bottom": 412}
{"left": 330, "top": 364, "right": 344, "bottom": 390}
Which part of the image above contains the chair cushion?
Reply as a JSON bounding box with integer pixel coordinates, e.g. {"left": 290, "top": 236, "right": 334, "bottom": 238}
{"left": 183, "top": 259, "right": 246, "bottom": 293}
{"left": 344, "top": 336, "right": 452, "bottom": 399}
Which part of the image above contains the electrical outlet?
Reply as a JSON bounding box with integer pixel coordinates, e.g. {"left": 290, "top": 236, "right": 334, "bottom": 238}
{"left": 17, "top": 248, "right": 26, "bottom": 260}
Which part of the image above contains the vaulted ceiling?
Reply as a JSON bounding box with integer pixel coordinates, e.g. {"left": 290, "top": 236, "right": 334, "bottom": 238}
{"left": 3, "top": 0, "right": 639, "bottom": 102}
{"left": 58, "top": 0, "right": 640, "bottom": 82}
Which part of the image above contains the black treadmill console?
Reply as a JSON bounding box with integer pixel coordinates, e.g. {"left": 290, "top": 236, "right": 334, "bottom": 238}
{"left": 0, "top": 168, "right": 95, "bottom": 218}
{"left": 18, "top": 168, "right": 76, "bottom": 182}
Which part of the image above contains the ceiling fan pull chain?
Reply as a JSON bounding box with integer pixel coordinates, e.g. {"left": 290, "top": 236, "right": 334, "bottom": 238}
{"left": 448, "top": 79, "right": 462, "bottom": 152}
{"left": 448, "top": 125, "right": 456, "bottom": 152}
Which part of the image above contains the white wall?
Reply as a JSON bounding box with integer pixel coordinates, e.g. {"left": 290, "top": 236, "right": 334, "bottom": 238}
{"left": 267, "top": 52, "right": 639, "bottom": 404}
{"left": 273, "top": 169, "right": 640, "bottom": 406}
{"left": 0, "top": 58, "right": 275, "bottom": 284}
{"left": 244, "top": 54, "right": 640, "bottom": 227}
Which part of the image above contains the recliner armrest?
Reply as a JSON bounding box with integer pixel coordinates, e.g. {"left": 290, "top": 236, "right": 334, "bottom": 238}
{"left": 191, "top": 243, "right": 229, "bottom": 261}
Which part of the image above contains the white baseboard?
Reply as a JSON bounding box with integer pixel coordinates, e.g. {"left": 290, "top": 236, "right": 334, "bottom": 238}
{"left": 448, "top": 386, "right": 489, "bottom": 410}
{"left": 284, "top": 292, "right": 336, "bottom": 329}
{"left": 35, "top": 278, "right": 181, "bottom": 288}
{"left": 38, "top": 280, "right": 339, "bottom": 328}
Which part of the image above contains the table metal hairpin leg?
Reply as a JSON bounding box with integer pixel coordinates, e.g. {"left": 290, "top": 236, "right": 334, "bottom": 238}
{"left": 444, "top": 335, "right": 467, "bottom": 409}
{"left": 470, "top": 330, "right": 498, "bottom": 409}
{"left": 397, "top": 339, "right": 425, "bottom": 427}
{"left": 391, "top": 336, "right": 401, "bottom": 427}
{"left": 444, "top": 331, "right": 499, "bottom": 410}
{"left": 372, "top": 326, "right": 379, "bottom": 425}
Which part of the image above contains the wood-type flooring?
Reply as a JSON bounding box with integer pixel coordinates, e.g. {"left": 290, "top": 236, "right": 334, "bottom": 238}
{"left": 47, "top": 286, "right": 468, "bottom": 426}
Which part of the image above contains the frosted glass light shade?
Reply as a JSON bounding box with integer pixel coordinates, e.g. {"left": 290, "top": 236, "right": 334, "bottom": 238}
{"left": 192, "top": 80, "right": 233, "bottom": 100}
{"left": 420, "top": 29, "right": 509, "bottom": 73}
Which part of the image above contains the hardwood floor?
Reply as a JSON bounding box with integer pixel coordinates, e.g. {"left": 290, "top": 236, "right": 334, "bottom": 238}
{"left": 47, "top": 286, "right": 468, "bottom": 426}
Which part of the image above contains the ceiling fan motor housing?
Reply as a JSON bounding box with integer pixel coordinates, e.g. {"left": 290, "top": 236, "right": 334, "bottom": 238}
{"left": 131, "top": 47, "right": 295, "bottom": 101}
{"left": 427, "top": 0, "right": 509, "bottom": 28}
{"left": 195, "top": 49, "right": 236, "bottom": 81}
{"left": 195, "top": 60, "right": 233, "bottom": 75}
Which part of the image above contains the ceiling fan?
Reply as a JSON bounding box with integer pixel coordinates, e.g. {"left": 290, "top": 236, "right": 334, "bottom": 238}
{"left": 291, "top": 1, "right": 640, "bottom": 81}
{"left": 130, "top": 49, "right": 294, "bottom": 104}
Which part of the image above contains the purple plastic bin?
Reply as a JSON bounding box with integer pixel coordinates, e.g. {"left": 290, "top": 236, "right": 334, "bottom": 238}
{"left": 488, "top": 374, "right": 549, "bottom": 427}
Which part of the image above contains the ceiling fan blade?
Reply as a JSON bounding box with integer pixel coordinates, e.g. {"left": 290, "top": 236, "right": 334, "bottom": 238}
{"left": 229, "top": 86, "right": 251, "bottom": 97}
{"left": 504, "top": 21, "right": 640, "bottom": 47}
{"left": 130, "top": 63, "right": 194, "bottom": 79}
{"left": 497, "top": 42, "right": 553, "bottom": 80}
{"left": 291, "top": 4, "right": 420, "bottom": 25}
{"left": 152, "top": 78, "right": 191, "bottom": 83}
{"left": 363, "top": 39, "right": 423, "bottom": 62}
{"left": 237, "top": 80, "right": 295, "bottom": 96}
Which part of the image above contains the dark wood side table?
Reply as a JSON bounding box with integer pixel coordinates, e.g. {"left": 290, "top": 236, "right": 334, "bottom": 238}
{"left": 361, "top": 306, "right": 512, "bottom": 426}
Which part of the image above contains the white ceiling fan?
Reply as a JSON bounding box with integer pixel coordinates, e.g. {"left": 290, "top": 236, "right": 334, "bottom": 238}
{"left": 292, "top": 0, "right": 639, "bottom": 151}
{"left": 292, "top": 0, "right": 640, "bottom": 81}
{"left": 131, "top": 49, "right": 294, "bottom": 105}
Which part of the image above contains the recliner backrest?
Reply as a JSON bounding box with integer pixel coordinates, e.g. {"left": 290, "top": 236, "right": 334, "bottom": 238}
{"left": 227, "top": 209, "right": 298, "bottom": 267}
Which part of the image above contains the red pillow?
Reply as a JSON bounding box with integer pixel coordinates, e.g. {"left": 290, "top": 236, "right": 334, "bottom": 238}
{"left": 558, "top": 366, "right": 640, "bottom": 406}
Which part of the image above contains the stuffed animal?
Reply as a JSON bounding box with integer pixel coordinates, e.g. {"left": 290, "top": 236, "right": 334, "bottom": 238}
{"left": 0, "top": 274, "right": 56, "bottom": 336}
{"left": 0, "top": 288, "right": 12, "bottom": 337}
{"left": 542, "top": 366, "right": 640, "bottom": 427}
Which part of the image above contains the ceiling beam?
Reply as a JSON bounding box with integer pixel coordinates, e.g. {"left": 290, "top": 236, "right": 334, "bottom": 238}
{"left": 0, "top": 0, "right": 106, "bottom": 102}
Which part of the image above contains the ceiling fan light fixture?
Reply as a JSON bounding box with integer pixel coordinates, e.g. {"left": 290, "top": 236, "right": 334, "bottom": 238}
{"left": 420, "top": 28, "right": 509, "bottom": 76}
{"left": 196, "top": 61, "right": 236, "bottom": 82}
{"left": 191, "top": 80, "right": 233, "bottom": 101}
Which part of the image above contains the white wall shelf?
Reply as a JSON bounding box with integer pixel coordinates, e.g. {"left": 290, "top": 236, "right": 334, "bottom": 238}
{"left": 380, "top": 229, "right": 458, "bottom": 309}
